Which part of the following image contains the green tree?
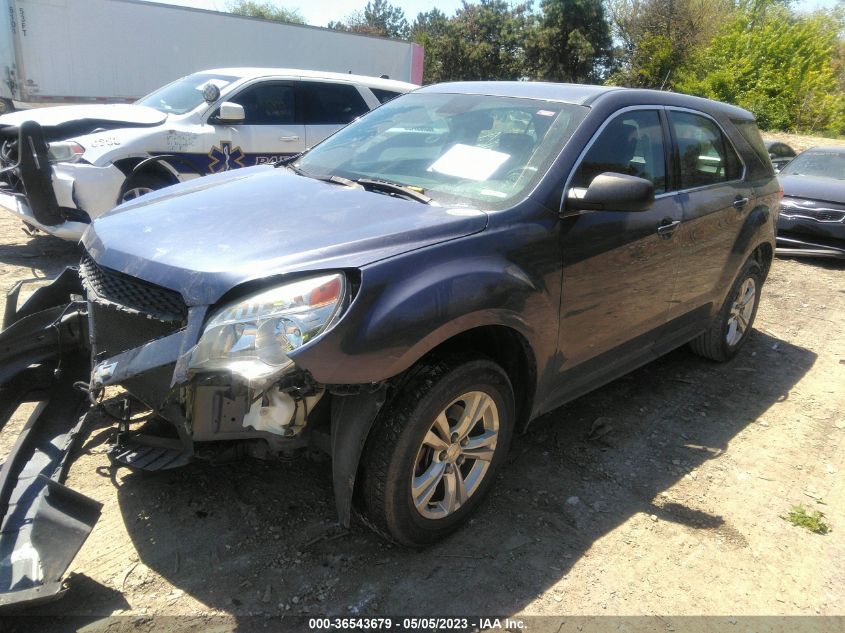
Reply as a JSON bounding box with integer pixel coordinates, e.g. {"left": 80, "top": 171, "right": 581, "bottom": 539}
{"left": 527, "top": 0, "right": 612, "bottom": 83}
{"left": 416, "top": 0, "right": 534, "bottom": 83}
{"left": 607, "top": 0, "right": 732, "bottom": 89}
{"left": 228, "top": 0, "right": 305, "bottom": 24}
{"left": 410, "top": 9, "right": 450, "bottom": 82}
{"left": 329, "top": 0, "right": 410, "bottom": 39}
{"left": 679, "top": 3, "right": 845, "bottom": 133}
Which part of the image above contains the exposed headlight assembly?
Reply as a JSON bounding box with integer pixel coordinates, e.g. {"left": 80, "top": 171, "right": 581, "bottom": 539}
{"left": 47, "top": 141, "right": 85, "bottom": 163}
{"left": 189, "top": 273, "right": 345, "bottom": 384}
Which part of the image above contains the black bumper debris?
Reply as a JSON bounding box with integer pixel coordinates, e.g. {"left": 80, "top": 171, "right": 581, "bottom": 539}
{"left": 0, "top": 120, "right": 64, "bottom": 227}
{"left": 0, "top": 272, "right": 98, "bottom": 610}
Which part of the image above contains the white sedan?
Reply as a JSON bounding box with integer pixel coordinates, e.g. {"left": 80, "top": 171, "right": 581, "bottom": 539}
{"left": 0, "top": 68, "right": 415, "bottom": 240}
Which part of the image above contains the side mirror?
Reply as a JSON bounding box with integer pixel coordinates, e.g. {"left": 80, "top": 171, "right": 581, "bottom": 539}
{"left": 566, "top": 172, "right": 654, "bottom": 213}
{"left": 217, "top": 102, "right": 245, "bottom": 124}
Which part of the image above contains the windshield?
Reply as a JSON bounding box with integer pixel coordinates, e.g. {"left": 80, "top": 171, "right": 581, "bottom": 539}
{"left": 136, "top": 73, "right": 238, "bottom": 114}
{"left": 780, "top": 150, "right": 845, "bottom": 180}
{"left": 294, "top": 92, "right": 587, "bottom": 209}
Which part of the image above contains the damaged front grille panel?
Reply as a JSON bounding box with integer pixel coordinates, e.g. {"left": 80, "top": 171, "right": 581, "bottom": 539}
{"left": 80, "top": 255, "right": 187, "bottom": 322}
{"left": 80, "top": 254, "right": 188, "bottom": 361}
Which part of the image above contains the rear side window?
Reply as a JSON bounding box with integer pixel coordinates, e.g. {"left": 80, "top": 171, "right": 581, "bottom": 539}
{"left": 733, "top": 120, "right": 775, "bottom": 180}
{"left": 300, "top": 82, "right": 369, "bottom": 124}
{"left": 573, "top": 110, "right": 667, "bottom": 194}
{"left": 370, "top": 88, "right": 401, "bottom": 104}
{"left": 670, "top": 111, "right": 742, "bottom": 188}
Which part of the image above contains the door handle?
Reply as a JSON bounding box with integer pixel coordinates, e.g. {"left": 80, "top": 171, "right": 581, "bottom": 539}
{"left": 279, "top": 135, "right": 300, "bottom": 142}
{"left": 733, "top": 196, "right": 749, "bottom": 210}
{"left": 657, "top": 219, "right": 681, "bottom": 237}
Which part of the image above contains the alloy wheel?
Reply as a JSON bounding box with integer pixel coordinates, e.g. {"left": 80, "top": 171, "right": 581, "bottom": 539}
{"left": 121, "top": 186, "right": 154, "bottom": 202}
{"left": 726, "top": 277, "right": 757, "bottom": 346}
{"left": 411, "top": 391, "right": 499, "bottom": 519}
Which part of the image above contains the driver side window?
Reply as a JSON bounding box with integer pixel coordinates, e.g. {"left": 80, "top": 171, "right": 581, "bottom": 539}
{"left": 225, "top": 83, "right": 296, "bottom": 125}
{"left": 573, "top": 110, "right": 667, "bottom": 194}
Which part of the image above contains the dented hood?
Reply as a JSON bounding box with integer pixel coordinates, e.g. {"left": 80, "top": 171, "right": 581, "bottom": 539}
{"left": 82, "top": 166, "right": 488, "bottom": 306}
{"left": 0, "top": 104, "right": 165, "bottom": 135}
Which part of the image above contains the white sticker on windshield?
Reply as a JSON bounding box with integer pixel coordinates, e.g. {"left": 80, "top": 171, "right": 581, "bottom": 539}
{"left": 428, "top": 144, "right": 510, "bottom": 181}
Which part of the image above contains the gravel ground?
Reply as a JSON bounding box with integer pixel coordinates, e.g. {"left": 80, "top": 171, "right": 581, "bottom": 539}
{"left": 0, "top": 166, "right": 843, "bottom": 629}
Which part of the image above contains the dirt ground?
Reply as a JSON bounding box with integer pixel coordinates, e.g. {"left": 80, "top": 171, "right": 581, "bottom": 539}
{"left": 763, "top": 131, "right": 844, "bottom": 152}
{"left": 0, "top": 161, "right": 843, "bottom": 629}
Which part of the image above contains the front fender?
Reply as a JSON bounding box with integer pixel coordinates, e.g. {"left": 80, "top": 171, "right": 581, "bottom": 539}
{"left": 290, "top": 219, "right": 561, "bottom": 387}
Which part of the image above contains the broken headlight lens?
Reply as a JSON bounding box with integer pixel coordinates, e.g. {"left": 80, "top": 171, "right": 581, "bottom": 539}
{"left": 47, "top": 141, "right": 85, "bottom": 163}
{"left": 189, "top": 273, "right": 345, "bottom": 382}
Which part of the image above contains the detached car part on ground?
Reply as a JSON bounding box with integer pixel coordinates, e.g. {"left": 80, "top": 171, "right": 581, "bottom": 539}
{"left": 775, "top": 146, "right": 845, "bottom": 259}
{"left": 0, "top": 68, "right": 414, "bottom": 240}
{"left": 0, "top": 82, "right": 779, "bottom": 608}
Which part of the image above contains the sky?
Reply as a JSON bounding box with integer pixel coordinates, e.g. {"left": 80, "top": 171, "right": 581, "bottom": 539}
{"left": 152, "top": 0, "right": 841, "bottom": 28}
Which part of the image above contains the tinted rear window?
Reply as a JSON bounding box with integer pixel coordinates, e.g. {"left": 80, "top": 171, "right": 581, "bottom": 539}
{"left": 300, "top": 82, "right": 370, "bottom": 125}
{"left": 370, "top": 88, "right": 402, "bottom": 104}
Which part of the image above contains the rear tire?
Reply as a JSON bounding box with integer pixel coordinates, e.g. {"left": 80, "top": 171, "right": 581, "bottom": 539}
{"left": 359, "top": 357, "right": 515, "bottom": 548}
{"left": 119, "top": 173, "right": 171, "bottom": 204}
{"left": 689, "top": 258, "right": 763, "bottom": 362}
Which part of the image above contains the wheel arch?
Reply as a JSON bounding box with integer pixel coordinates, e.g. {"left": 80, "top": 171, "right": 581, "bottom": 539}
{"left": 715, "top": 203, "right": 776, "bottom": 307}
{"left": 328, "top": 323, "right": 537, "bottom": 529}
{"left": 113, "top": 156, "right": 179, "bottom": 183}
{"left": 420, "top": 324, "right": 537, "bottom": 431}
{"left": 113, "top": 155, "right": 203, "bottom": 204}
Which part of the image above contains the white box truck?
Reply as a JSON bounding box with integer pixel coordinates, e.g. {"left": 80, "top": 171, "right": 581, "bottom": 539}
{"left": 0, "top": 0, "right": 424, "bottom": 113}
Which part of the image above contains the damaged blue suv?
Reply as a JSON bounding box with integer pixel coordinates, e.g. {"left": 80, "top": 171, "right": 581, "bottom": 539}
{"left": 0, "top": 82, "right": 778, "bottom": 608}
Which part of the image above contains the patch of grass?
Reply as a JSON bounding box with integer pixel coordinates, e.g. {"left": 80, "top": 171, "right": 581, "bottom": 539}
{"left": 784, "top": 505, "right": 831, "bottom": 535}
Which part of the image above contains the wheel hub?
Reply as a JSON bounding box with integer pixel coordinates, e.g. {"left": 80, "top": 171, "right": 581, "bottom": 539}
{"left": 444, "top": 443, "right": 461, "bottom": 462}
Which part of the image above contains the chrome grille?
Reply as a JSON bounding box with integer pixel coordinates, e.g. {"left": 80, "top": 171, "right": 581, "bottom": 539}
{"left": 780, "top": 199, "right": 845, "bottom": 223}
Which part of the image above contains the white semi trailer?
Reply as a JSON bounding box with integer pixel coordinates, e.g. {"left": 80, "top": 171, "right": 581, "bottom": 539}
{"left": 0, "top": 0, "right": 424, "bottom": 113}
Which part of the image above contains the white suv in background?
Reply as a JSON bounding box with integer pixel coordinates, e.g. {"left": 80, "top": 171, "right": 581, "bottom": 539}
{"left": 0, "top": 68, "right": 415, "bottom": 240}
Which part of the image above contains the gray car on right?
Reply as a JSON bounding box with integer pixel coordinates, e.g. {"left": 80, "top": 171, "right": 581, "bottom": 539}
{"left": 777, "top": 146, "right": 845, "bottom": 258}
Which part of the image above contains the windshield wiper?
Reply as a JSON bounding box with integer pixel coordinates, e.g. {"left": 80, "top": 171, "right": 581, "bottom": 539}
{"left": 274, "top": 152, "right": 307, "bottom": 168}
{"left": 282, "top": 165, "right": 362, "bottom": 188}
{"left": 354, "top": 178, "right": 434, "bottom": 205}
{"left": 277, "top": 165, "right": 433, "bottom": 204}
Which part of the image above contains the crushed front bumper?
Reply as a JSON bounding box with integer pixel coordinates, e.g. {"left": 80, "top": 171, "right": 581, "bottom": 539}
{"left": 0, "top": 264, "right": 381, "bottom": 608}
{"left": 0, "top": 190, "right": 90, "bottom": 241}
{"left": 777, "top": 204, "right": 845, "bottom": 258}
{"left": 0, "top": 271, "right": 99, "bottom": 610}
{"left": 0, "top": 120, "right": 123, "bottom": 241}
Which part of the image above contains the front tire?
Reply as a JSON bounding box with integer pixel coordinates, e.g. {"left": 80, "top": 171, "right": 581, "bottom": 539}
{"left": 689, "top": 258, "right": 763, "bottom": 362}
{"left": 0, "top": 99, "right": 13, "bottom": 116}
{"left": 119, "top": 173, "right": 171, "bottom": 204}
{"left": 359, "top": 357, "right": 515, "bottom": 547}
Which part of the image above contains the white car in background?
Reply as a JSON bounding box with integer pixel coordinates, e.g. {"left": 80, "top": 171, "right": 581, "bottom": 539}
{"left": 0, "top": 68, "right": 415, "bottom": 240}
